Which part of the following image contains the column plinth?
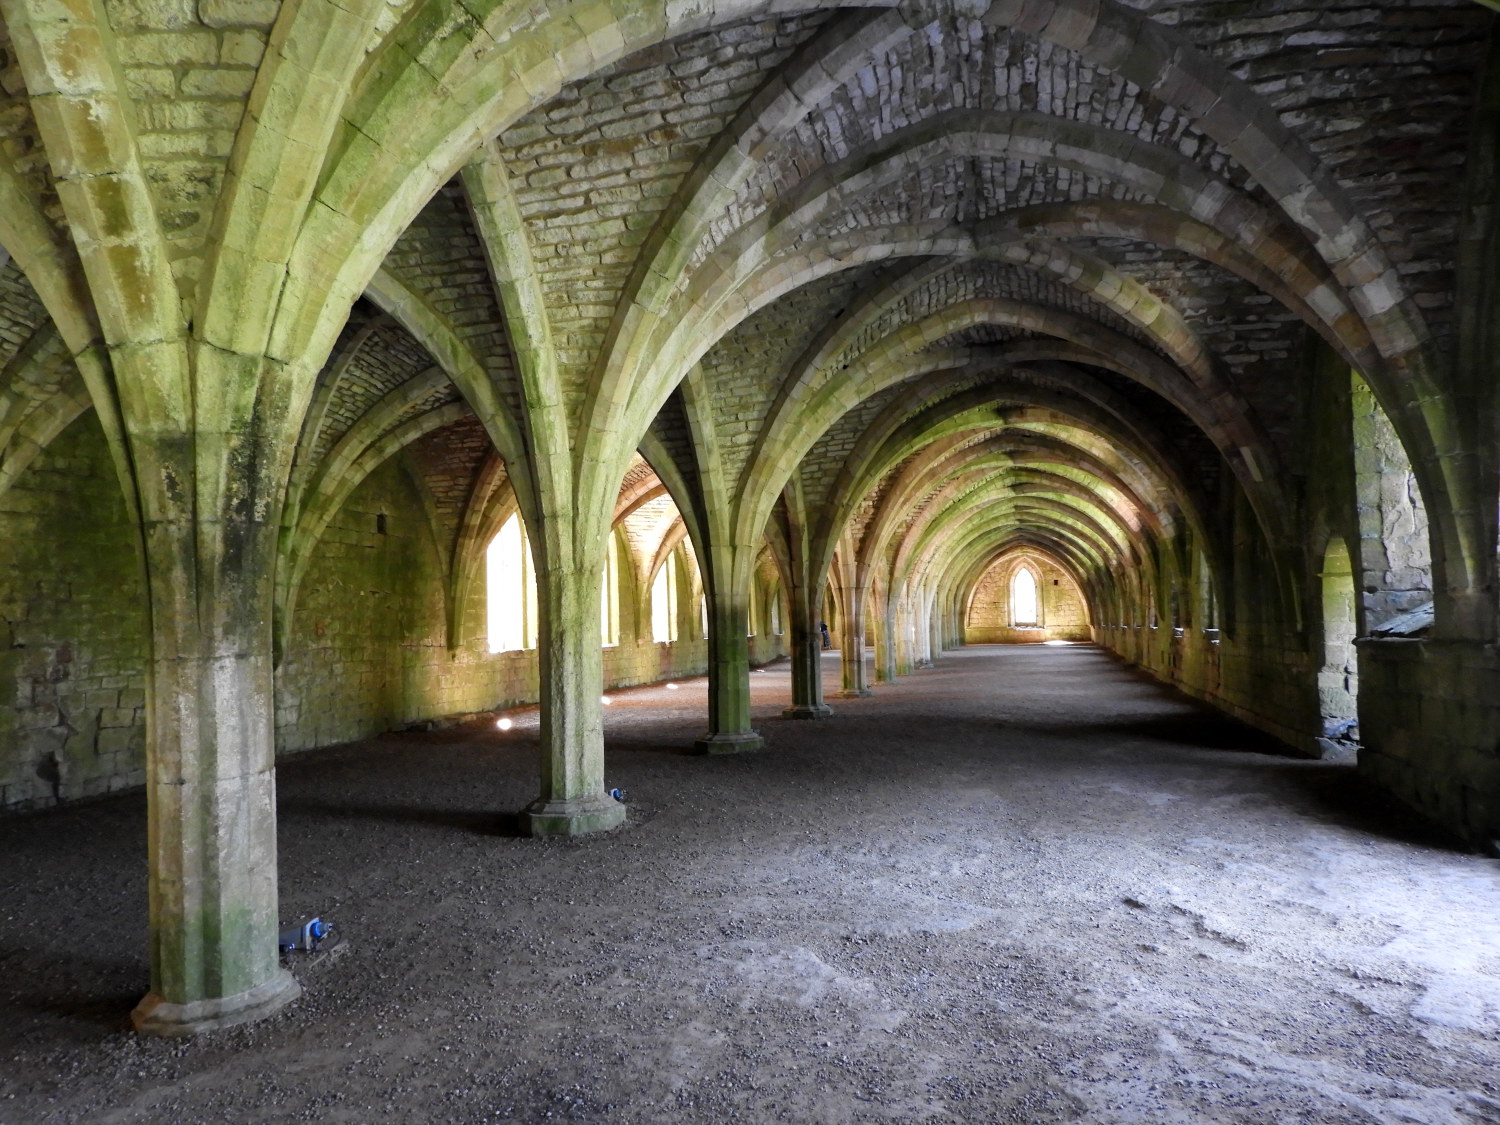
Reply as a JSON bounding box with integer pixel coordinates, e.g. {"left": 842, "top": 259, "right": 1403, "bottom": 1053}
{"left": 520, "top": 793, "right": 626, "bottom": 836}
{"left": 132, "top": 969, "right": 300, "bottom": 1037}
{"left": 693, "top": 730, "right": 764, "bottom": 754}
{"left": 781, "top": 703, "right": 834, "bottom": 720}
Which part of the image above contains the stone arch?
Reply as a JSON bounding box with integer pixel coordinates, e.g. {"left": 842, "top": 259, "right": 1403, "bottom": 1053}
{"left": 1351, "top": 371, "right": 1433, "bottom": 632}
{"left": 739, "top": 298, "right": 1282, "bottom": 566}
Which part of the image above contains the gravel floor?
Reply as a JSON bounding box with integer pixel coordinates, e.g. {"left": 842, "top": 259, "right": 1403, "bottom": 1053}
{"left": 3, "top": 643, "right": 1499, "bottom": 1124}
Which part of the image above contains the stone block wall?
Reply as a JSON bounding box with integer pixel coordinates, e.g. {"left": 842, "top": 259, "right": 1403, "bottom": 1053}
{"left": 275, "top": 457, "right": 730, "bottom": 751}
{"left": 1088, "top": 343, "right": 1384, "bottom": 765}
{"left": 0, "top": 421, "right": 774, "bottom": 812}
{"left": 965, "top": 554, "right": 1090, "bottom": 643}
{"left": 1357, "top": 639, "right": 1500, "bottom": 849}
{"left": 1093, "top": 621, "right": 1321, "bottom": 757}
{"left": 1351, "top": 378, "right": 1432, "bottom": 628}
{"left": 275, "top": 456, "right": 466, "bottom": 752}
{"left": 0, "top": 415, "right": 147, "bottom": 809}
{"left": 748, "top": 632, "right": 786, "bottom": 668}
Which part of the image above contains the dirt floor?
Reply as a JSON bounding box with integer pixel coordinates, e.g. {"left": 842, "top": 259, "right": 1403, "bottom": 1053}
{"left": 3, "top": 644, "right": 1500, "bottom": 1124}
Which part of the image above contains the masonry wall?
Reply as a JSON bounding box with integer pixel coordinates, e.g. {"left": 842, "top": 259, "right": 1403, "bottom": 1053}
{"left": 1090, "top": 544, "right": 1323, "bottom": 757}
{"left": 1088, "top": 339, "right": 1349, "bottom": 760}
{"left": 1357, "top": 639, "right": 1500, "bottom": 848}
{"left": 0, "top": 426, "right": 768, "bottom": 811}
{"left": 276, "top": 457, "right": 735, "bottom": 750}
{"left": 275, "top": 457, "right": 485, "bottom": 751}
{"left": 0, "top": 415, "right": 147, "bottom": 810}
{"left": 1095, "top": 608, "right": 1321, "bottom": 757}
{"left": 1355, "top": 47, "right": 1500, "bottom": 849}
{"left": 1094, "top": 338, "right": 1455, "bottom": 771}
{"left": 965, "top": 554, "right": 1090, "bottom": 643}
{"left": 1085, "top": 318, "right": 1500, "bottom": 849}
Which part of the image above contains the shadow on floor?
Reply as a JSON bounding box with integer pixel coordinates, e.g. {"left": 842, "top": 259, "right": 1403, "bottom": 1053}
{"left": 603, "top": 736, "right": 708, "bottom": 757}
{"left": 0, "top": 946, "right": 144, "bottom": 1035}
{"left": 901, "top": 709, "right": 1289, "bottom": 756}
{"left": 277, "top": 798, "right": 526, "bottom": 838}
{"left": 1079, "top": 711, "right": 1286, "bottom": 753}
{"left": 1268, "top": 764, "right": 1473, "bottom": 852}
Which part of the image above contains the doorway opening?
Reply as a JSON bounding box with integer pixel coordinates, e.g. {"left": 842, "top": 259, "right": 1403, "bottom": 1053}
{"left": 1318, "top": 537, "right": 1359, "bottom": 759}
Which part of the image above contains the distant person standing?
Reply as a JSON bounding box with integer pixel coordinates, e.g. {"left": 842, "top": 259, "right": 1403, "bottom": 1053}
{"left": 819, "top": 621, "right": 831, "bottom": 649}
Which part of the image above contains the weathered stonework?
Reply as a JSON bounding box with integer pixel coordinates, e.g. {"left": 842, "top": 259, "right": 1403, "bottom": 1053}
{"left": 0, "top": 415, "right": 146, "bottom": 810}
{"left": 965, "top": 551, "right": 1089, "bottom": 643}
{"left": 0, "top": 0, "right": 1494, "bottom": 1032}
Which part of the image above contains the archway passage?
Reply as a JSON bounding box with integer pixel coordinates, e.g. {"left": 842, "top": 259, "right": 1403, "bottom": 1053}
{"left": 1319, "top": 538, "right": 1360, "bottom": 760}
{"left": 4, "top": 645, "right": 1498, "bottom": 1121}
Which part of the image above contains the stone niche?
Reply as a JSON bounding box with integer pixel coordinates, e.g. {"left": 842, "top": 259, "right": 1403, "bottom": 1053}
{"left": 964, "top": 552, "right": 1091, "bottom": 644}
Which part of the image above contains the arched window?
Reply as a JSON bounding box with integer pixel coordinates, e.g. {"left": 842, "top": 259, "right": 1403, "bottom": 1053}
{"left": 1011, "top": 566, "right": 1039, "bottom": 627}
{"left": 601, "top": 530, "right": 620, "bottom": 647}
{"left": 486, "top": 513, "right": 537, "bottom": 653}
{"left": 651, "top": 552, "right": 679, "bottom": 643}
{"left": 769, "top": 584, "right": 782, "bottom": 635}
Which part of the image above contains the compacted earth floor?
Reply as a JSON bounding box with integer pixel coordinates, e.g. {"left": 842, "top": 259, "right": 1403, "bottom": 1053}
{"left": 3, "top": 644, "right": 1500, "bottom": 1124}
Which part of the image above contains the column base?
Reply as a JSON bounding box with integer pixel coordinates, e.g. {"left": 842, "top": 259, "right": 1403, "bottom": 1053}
{"left": 782, "top": 703, "right": 834, "bottom": 720}
{"left": 693, "top": 730, "right": 764, "bottom": 755}
{"left": 520, "top": 793, "right": 627, "bottom": 837}
{"left": 132, "top": 967, "right": 300, "bottom": 1036}
{"left": 836, "top": 688, "right": 873, "bottom": 698}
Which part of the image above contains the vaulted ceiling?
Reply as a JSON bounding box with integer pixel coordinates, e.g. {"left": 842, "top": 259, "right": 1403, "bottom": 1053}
{"left": 0, "top": 0, "right": 1493, "bottom": 626}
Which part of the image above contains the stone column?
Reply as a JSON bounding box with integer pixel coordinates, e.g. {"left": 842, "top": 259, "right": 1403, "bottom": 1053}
{"left": 837, "top": 585, "right": 873, "bottom": 697}
{"left": 942, "top": 588, "right": 963, "bottom": 648}
{"left": 894, "top": 598, "right": 916, "bottom": 676}
{"left": 927, "top": 589, "right": 943, "bottom": 664}
{"left": 874, "top": 602, "right": 898, "bottom": 684}
{"left": 519, "top": 544, "right": 625, "bottom": 835}
{"left": 915, "top": 589, "right": 934, "bottom": 667}
{"left": 0, "top": 0, "right": 299, "bottom": 1036}
{"left": 782, "top": 581, "right": 833, "bottom": 720}
{"left": 131, "top": 444, "right": 299, "bottom": 1036}
{"left": 695, "top": 585, "right": 763, "bottom": 753}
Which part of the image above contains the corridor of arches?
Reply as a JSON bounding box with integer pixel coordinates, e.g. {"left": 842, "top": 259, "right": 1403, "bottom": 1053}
{"left": 0, "top": 0, "right": 1498, "bottom": 1065}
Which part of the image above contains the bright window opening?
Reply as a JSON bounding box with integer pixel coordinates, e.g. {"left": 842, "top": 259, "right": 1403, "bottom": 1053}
{"left": 1011, "top": 566, "right": 1039, "bottom": 627}
{"left": 487, "top": 513, "right": 537, "bottom": 653}
{"left": 651, "top": 552, "right": 679, "bottom": 643}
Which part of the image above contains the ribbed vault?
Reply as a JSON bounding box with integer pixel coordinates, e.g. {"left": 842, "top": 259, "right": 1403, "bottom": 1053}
{"left": 0, "top": 0, "right": 1494, "bottom": 1034}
